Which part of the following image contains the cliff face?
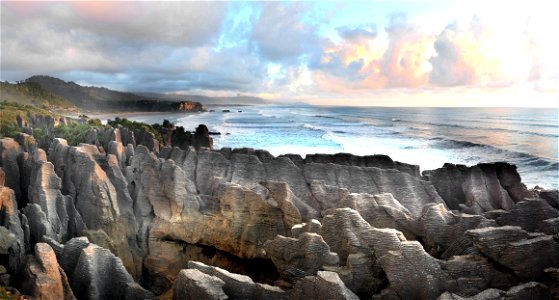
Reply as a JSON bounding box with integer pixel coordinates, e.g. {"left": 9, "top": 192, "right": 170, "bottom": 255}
{"left": 0, "top": 131, "right": 558, "bottom": 299}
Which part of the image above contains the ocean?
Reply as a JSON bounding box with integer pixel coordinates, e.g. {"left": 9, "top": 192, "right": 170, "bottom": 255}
{"left": 126, "top": 105, "right": 559, "bottom": 190}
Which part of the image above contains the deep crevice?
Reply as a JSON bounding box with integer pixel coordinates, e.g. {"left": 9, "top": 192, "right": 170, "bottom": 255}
{"left": 159, "top": 237, "right": 280, "bottom": 286}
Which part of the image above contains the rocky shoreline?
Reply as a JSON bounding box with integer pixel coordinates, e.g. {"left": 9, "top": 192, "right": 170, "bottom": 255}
{"left": 1, "top": 119, "right": 558, "bottom": 299}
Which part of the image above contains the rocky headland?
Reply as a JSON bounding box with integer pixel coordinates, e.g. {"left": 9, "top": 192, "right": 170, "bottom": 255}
{"left": 0, "top": 111, "right": 558, "bottom": 299}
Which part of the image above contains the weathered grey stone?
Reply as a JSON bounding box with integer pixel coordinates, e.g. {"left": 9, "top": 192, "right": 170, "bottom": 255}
{"left": 486, "top": 199, "right": 559, "bottom": 232}
{"left": 70, "top": 243, "right": 155, "bottom": 300}
{"left": 22, "top": 243, "right": 75, "bottom": 300}
{"left": 0, "top": 138, "right": 22, "bottom": 199}
{"left": 437, "top": 282, "right": 551, "bottom": 300}
{"left": 419, "top": 203, "right": 496, "bottom": 257}
{"left": 264, "top": 232, "right": 338, "bottom": 280}
{"left": 424, "top": 163, "right": 530, "bottom": 214}
{"left": 467, "top": 226, "right": 559, "bottom": 281}
{"left": 173, "top": 269, "right": 227, "bottom": 300}
{"left": 305, "top": 163, "right": 444, "bottom": 217}
{"left": 0, "top": 186, "right": 26, "bottom": 273}
{"left": 289, "top": 271, "right": 359, "bottom": 300}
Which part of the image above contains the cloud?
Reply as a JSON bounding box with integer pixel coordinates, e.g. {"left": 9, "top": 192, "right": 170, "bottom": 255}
{"left": 1, "top": 1, "right": 555, "bottom": 105}
{"left": 250, "top": 2, "right": 320, "bottom": 63}
{"left": 310, "top": 13, "right": 433, "bottom": 91}
{"left": 429, "top": 16, "right": 541, "bottom": 87}
{"left": 337, "top": 24, "right": 377, "bottom": 42}
{"left": 1, "top": 2, "right": 227, "bottom": 80}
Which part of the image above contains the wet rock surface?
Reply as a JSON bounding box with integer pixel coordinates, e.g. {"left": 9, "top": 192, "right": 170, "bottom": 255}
{"left": 0, "top": 135, "right": 557, "bottom": 299}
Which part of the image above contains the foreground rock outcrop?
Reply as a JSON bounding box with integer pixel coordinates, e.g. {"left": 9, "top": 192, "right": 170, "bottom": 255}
{"left": 0, "top": 133, "right": 557, "bottom": 299}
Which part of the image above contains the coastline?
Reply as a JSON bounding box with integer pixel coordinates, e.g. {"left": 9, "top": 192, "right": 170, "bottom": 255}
{"left": 1, "top": 101, "right": 558, "bottom": 299}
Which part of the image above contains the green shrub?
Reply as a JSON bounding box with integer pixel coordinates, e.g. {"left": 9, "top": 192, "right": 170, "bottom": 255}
{"left": 108, "top": 117, "right": 162, "bottom": 143}
{"left": 54, "top": 123, "right": 92, "bottom": 146}
{"left": 87, "top": 118, "right": 103, "bottom": 127}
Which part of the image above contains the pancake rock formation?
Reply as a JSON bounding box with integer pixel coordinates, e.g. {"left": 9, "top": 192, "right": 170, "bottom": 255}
{"left": 0, "top": 130, "right": 557, "bottom": 299}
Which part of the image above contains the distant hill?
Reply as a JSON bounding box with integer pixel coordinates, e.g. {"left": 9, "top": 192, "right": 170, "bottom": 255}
{"left": 25, "top": 75, "right": 268, "bottom": 111}
{"left": 0, "top": 81, "right": 77, "bottom": 109}
{"left": 25, "top": 75, "right": 146, "bottom": 109}
{"left": 137, "top": 92, "right": 267, "bottom": 105}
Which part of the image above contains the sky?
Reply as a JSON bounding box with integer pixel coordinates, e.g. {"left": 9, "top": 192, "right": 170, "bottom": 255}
{"left": 1, "top": 1, "right": 558, "bottom": 107}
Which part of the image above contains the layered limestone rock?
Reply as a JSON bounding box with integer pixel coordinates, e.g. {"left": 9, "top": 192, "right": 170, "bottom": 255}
{"left": 483, "top": 198, "right": 559, "bottom": 232}
{"left": 466, "top": 226, "right": 559, "bottom": 282}
{"left": 437, "top": 282, "right": 551, "bottom": 300}
{"left": 46, "top": 138, "right": 143, "bottom": 278}
{"left": 173, "top": 269, "right": 227, "bottom": 300}
{"left": 423, "top": 163, "right": 531, "bottom": 213}
{"left": 187, "top": 261, "right": 285, "bottom": 300}
{"left": 264, "top": 232, "right": 339, "bottom": 280}
{"left": 21, "top": 243, "right": 75, "bottom": 300}
{"left": 0, "top": 138, "right": 23, "bottom": 200}
{"left": 0, "top": 185, "right": 26, "bottom": 274}
{"left": 24, "top": 148, "right": 85, "bottom": 243}
{"left": 185, "top": 261, "right": 358, "bottom": 300}
{"left": 418, "top": 203, "right": 497, "bottom": 257}
{"left": 49, "top": 237, "right": 155, "bottom": 300}
{"left": 3, "top": 132, "right": 559, "bottom": 299}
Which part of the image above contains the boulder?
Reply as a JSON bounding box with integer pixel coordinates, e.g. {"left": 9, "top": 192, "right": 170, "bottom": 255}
{"left": 264, "top": 232, "right": 338, "bottom": 280}
{"left": 173, "top": 269, "right": 227, "bottom": 300}
{"left": 289, "top": 271, "right": 359, "bottom": 300}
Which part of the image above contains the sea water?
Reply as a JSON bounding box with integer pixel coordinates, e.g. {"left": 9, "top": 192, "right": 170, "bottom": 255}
{"left": 127, "top": 105, "right": 559, "bottom": 190}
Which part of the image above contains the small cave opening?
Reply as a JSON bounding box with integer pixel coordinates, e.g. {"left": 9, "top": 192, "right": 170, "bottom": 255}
{"left": 181, "top": 242, "right": 280, "bottom": 286}
{"left": 153, "top": 237, "right": 280, "bottom": 291}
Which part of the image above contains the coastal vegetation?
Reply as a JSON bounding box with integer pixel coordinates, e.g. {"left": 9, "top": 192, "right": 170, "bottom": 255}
{"left": 0, "top": 81, "right": 75, "bottom": 109}
{"left": 0, "top": 101, "right": 55, "bottom": 138}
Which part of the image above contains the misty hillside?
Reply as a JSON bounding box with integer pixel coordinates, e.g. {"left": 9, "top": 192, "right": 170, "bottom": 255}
{"left": 0, "top": 81, "right": 77, "bottom": 109}
{"left": 25, "top": 75, "right": 145, "bottom": 108}
{"left": 137, "top": 92, "right": 267, "bottom": 105}
{"left": 26, "top": 76, "right": 267, "bottom": 109}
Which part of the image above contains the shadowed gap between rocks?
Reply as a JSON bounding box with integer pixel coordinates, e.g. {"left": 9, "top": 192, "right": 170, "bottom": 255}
{"left": 151, "top": 237, "right": 280, "bottom": 291}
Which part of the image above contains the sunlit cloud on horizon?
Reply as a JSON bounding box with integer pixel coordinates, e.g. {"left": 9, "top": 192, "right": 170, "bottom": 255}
{"left": 1, "top": 1, "right": 557, "bottom": 107}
